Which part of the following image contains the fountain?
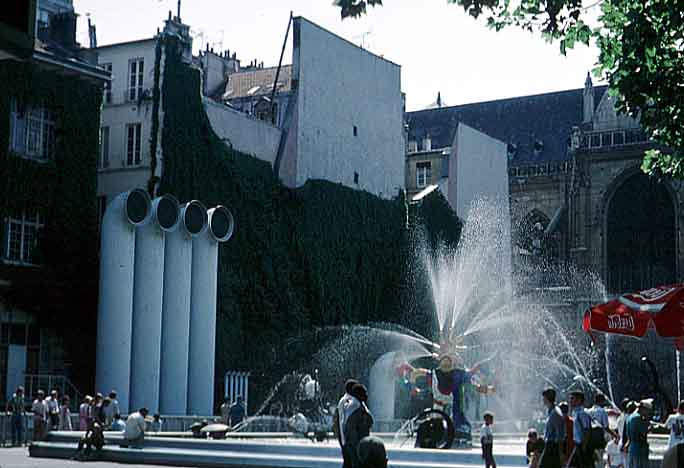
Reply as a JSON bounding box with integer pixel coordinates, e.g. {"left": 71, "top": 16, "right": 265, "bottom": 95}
{"left": 31, "top": 198, "right": 673, "bottom": 467}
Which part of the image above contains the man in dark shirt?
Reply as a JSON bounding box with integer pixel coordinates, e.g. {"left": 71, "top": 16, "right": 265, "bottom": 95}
{"left": 344, "top": 384, "right": 374, "bottom": 468}
{"left": 539, "top": 388, "right": 565, "bottom": 468}
{"left": 229, "top": 396, "right": 246, "bottom": 427}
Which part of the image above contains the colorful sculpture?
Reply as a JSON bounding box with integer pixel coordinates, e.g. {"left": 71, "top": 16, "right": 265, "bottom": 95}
{"left": 395, "top": 351, "right": 495, "bottom": 441}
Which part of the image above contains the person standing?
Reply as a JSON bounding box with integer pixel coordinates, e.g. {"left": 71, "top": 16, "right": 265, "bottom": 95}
{"left": 588, "top": 393, "right": 610, "bottom": 468}
{"left": 220, "top": 397, "right": 231, "bottom": 425}
{"left": 624, "top": 399, "right": 652, "bottom": 468}
{"left": 663, "top": 400, "right": 684, "bottom": 449}
{"left": 6, "top": 386, "right": 25, "bottom": 446}
{"left": 344, "top": 384, "right": 374, "bottom": 468}
{"left": 559, "top": 402, "right": 574, "bottom": 467}
{"left": 104, "top": 391, "right": 119, "bottom": 426}
{"left": 32, "top": 390, "right": 48, "bottom": 441}
{"left": 569, "top": 391, "right": 592, "bottom": 468}
{"left": 59, "top": 395, "right": 73, "bottom": 431}
{"left": 79, "top": 396, "right": 93, "bottom": 431}
{"left": 539, "top": 388, "right": 565, "bottom": 468}
{"left": 335, "top": 379, "right": 360, "bottom": 468}
{"left": 46, "top": 389, "right": 60, "bottom": 431}
{"left": 480, "top": 412, "right": 496, "bottom": 468}
{"left": 229, "top": 396, "right": 246, "bottom": 427}
{"left": 123, "top": 407, "right": 149, "bottom": 448}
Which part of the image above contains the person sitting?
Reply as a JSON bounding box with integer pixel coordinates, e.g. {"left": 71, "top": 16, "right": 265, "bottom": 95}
{"left": 526, "top": 429, "right": 545, "bottom": 468}
{"left": 122, "top": 407, "right": 149, "bottom": 448}
{"left": 110, "top": 413, "right": 126, "bottom": 432}
{"left": 358, "top": 436, "right": 388, "bottom": 468}
{"left": 151, "top": 413, "right": 163, "bottom": 432}
{"left": 73, "top": 420, "right": 105, "bottom": 460}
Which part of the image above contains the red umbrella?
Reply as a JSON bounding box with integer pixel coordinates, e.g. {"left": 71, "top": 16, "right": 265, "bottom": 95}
{"left": 583, "top": 284, "right": 684, "bottom": 349}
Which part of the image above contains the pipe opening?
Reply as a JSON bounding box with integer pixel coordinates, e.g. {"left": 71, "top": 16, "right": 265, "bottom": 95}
{"left": 183, "top": 200, "right": 207, "bottom": 236}
{"left": 208, "top": 206, "right": 235, "bottom": 242}
{"left": 126, "top": 189, "right": 151, "bottom": 225}
{"left": 156, "top": 195, "right": 180, "bottom": 231}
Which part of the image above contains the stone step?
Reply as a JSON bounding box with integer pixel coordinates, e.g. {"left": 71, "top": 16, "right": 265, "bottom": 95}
{"left": 29, "top": 442, "right": 527, "bottom": 468}
{"left": 42, "top": 432, "right": 528, "bottom": 466}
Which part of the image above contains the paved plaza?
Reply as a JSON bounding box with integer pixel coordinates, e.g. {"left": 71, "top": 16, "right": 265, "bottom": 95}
{"left": 0, "top": 448, "right": 194, "bottom": 468}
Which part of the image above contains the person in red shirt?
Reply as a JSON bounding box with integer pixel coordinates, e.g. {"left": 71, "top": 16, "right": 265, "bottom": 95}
{"left": 559, "top": 401, "right": 574, "bottom": 466}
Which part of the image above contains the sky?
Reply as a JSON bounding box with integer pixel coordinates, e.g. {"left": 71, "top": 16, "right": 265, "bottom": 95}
{"left": 73, "top": 0, "right": 603, "bottom": 111}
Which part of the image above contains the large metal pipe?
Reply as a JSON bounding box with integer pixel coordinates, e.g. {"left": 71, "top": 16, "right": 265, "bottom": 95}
{"left": 188, "top": 206, "right": 234, "bottom": 415}
{"left": 159, "top": 200, "right": 207, "bottom": 415}
{"left": 130, "top": 195, "right": 180, "bottom": 414}
{"left": 96, "top": 189, "right": 151, "bottom": 414}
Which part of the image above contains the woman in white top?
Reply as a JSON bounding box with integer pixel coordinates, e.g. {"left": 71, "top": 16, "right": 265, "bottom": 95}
{"left": 59, "top": 396, "right": 72, "bottom": 431}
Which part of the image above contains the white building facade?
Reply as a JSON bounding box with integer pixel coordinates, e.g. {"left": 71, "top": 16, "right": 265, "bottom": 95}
{"left": 95, "top": 38, "right": 158, "bottom": 209}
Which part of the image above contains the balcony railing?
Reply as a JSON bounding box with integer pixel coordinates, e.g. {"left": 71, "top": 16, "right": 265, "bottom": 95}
{"left": 579, "top": 128, "right": 649, "bottom": 150}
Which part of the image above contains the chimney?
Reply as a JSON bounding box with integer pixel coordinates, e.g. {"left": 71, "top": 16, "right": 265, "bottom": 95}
{"left": 87, "top": 17, "right": 97, "bottom": 48}
{"left": 423, "top": 134, "right": 432, "bottom": 151}
{"left": 48, "top": 12, "right": 78, "bottom": 51}
{"left": 436, "top": 91, "right": 442, "bottom": 108}
{"left": 583, "top": 71, "right": 594, "bottom": 124}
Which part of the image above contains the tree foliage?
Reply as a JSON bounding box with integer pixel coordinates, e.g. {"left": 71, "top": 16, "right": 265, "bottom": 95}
{"left": 334, "top": 0, "right": 684, "bottom": 178}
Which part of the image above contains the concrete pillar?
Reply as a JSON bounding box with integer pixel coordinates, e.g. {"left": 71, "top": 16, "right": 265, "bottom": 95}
{"left": 130, "top": 195, "right": 179, "bottom": 414}
{"left": 188, "top": 206, "right": 234, "bottom": 415}
{"left": 96, "top": 189, "right": 151, "bottom": 413}
{"left": 159, "top": 201, "right": 207, "bottom": 415}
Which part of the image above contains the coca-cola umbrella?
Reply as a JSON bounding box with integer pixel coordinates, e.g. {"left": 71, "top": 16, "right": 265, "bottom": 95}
{"left": 583, "top": 284, "right": 684, "bottom": 350}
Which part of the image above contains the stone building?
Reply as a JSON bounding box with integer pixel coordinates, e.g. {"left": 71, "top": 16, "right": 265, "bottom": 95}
{"left": 407, "top": 75, "right": 676, "bottom": 296}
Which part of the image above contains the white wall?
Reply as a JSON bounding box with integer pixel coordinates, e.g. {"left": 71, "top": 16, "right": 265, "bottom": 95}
{"left": 96, "top": 39, "right": 157, "bottom": 200}
{"left": 204, "top": 99, "right": 281, "bottom": 165}
{"left": 290, "top": 17, "right": 404, "bottom": 198}
{"left": 449, "top": 123, "right": 509, "bottom": 219}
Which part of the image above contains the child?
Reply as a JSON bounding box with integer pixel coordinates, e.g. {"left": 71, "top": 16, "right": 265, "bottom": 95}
{"left": 481, "top": 412, "right": 496, "bottom": 468}
{"left": 605, "top": 439, "right": 624, "bottom": 468}
{"left": 110, "top": 413, "right": 126, "bottom": 432}
{"left": 526, "top": 429, "right": 545, "bottom": 468}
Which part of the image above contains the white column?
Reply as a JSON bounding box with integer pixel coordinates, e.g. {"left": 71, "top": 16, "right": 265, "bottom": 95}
{"left": 160, "top": 201, "right": 207, "bottom": 415}
{"left": 188, "top": 206, "right": 234, "bottom": 416}
{"left": 130, "top": 195, "right": 179, "bottom": 414}
{"left": 96, "top": 189, "right": 151, "bottom": 413}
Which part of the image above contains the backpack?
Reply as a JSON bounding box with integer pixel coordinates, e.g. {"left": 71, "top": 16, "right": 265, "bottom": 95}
{"left": 587, "top": 425, "right": 608, "bottom": 451}
{"left": 577, "top": 411, "right": 607, "bottom": 451}
{"left": 332, "top": 406, "right": 341, "bottom": 442}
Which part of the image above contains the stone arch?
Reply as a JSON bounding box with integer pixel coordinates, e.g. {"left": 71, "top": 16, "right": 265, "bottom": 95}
{"left": 601, "top": 166, "right": 678, "bottom": 293}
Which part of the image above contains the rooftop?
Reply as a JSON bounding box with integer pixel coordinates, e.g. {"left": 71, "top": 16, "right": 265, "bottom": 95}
{"left": 406, "top": 86, "right": 607, "bottom": 166}
{"left": 222, "top": 64, "right": 292, "bottom": 100}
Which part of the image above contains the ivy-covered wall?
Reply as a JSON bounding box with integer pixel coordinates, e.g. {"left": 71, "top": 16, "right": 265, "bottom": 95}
{"left": 158, "top": 37, "right": 462, "bottom": 408}
{"left": 0, "top": 59, "right": 102, "bottom": 391}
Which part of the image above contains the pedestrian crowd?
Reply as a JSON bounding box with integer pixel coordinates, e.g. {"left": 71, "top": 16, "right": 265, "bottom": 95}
{"left": 4, "top": 385, "right": 161, "bottom": 452}
{"left": 508, "top": 388, "right": 683, "bottom": 468}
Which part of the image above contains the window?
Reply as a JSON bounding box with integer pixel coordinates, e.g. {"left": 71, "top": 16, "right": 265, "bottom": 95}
{"left": 126, "top": 123, "right": 142, "bottom": 166}
{"left": 5, "top": 212, "right": 43, "bottom": 265}
{"left": 353, "top": 126, "right": 358, "bottom": 137}
{"left": 102, "top": 63, "right": 112, "bottom": 104}
{"left": 416, "top": 161, "right": 431, "bottom": 188}
{"left": 9, "top": 99, "right": 55, "bottom": 162}
{"left": 99, "top": 126, "right": 110, "bottom": 169}
{"left": 613, "top": 132, "right": 624, "bottom": 146}
{"left": 602, "top": 133, "right": 612, "bottom": 147}
{"left": 127, "top": 58, "right": 144, "bottom": 101}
